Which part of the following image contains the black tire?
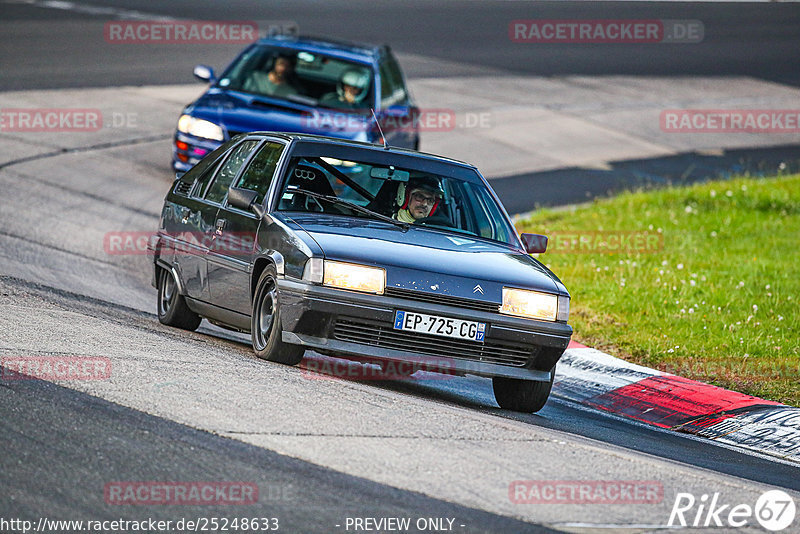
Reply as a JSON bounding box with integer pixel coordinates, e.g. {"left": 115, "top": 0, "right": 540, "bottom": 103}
{"left": 251, "top": 265, "right": 304, "bottom": 365}
{"left": 492, "top": 372, "right": 554, "bottom": 413}
{"left": 157, "top": 267, "right": 202, "bottom": 331}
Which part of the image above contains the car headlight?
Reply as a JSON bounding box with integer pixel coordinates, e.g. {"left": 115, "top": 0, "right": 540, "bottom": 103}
{"left": 177, "top": 114, "right": 224, "bottom": 141}
{"left": 321, "top": 260, "right": 385, "bottom": 294}
{"left": 500, "top": 288, "right": 558, "bottom": 322}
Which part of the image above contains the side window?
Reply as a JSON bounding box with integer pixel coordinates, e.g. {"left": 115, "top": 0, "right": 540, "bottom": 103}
{"left": 379, "top": 56, "right": 408, "bottom": 108}
{"left": 192, "top": 158, "right": 222, "bottom": 198}
{"left": 204, "top": 140, "right": 260, "bottom": 204}
{"left": 379, "top": 61, "right": 393, "bottom": 103}
{"left": 232, "top": 141, "right": 285, "bottom": 205}
{"left": 179, "top": 139, "right": 236, "bottom": 197}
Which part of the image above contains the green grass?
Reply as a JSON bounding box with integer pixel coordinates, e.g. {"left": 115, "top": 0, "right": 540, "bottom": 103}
{"left": 517, "top": 174, "right": 800, "bottom": 405}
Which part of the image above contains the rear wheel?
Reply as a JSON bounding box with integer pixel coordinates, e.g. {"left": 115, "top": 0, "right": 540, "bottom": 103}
{"left": 492, "top": 372, "right": 554, "bottom": 413}
{"left": 157, "top": 267, "right": 201, "bottom": 331}
{"left": 251, "top": 265, "right": 304, "bottom": 365}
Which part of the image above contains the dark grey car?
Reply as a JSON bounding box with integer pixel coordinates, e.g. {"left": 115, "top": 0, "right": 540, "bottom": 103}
{"left": 150, "top": 132, "right": 572, "bottom": 412}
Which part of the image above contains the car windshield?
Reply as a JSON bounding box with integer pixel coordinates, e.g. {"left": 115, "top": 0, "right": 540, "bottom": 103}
{"left": 277, "top": 154, "right": 519, "bottom": 246}
{"left": 217, "top": 45, "right": 374, "bottom": 111}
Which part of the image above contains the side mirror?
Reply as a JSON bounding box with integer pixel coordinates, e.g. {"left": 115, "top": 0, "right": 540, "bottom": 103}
{"left": 193, "top": 64, "right": 215, "bottom": 83}
{"left": 521, "top": 233, "right": 548, "bottom": 254}
{"left": 228, "top": 186, "right": 258, "bottom": 210}
{"left": 228, "top": 187, "right": 270, "bottom": 221}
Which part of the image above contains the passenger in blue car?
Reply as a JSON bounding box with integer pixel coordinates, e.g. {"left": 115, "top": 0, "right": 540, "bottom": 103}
{"left": 394, "top": 177, "right": 444, "bottom": 223}
{"left": 319, "top": 68, "right": 370, "bottom": 109}
{"left": 243, "top": 54, "right": 301, "bottom": 98}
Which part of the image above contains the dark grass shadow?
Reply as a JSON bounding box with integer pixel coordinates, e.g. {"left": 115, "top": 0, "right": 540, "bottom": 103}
{"left": 493, "top": 144, "right": 800, "bottom": 214}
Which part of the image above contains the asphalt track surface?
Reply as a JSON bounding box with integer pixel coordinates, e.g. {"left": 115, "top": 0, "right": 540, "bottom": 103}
{"left": 1, "top": 1, "right": 799, "bottom": 532}
{"left": 3, "top": 0, "right": 800, "bottom": 89}
{"left": 0, "top": 359, "right": 548, "bottom": 532}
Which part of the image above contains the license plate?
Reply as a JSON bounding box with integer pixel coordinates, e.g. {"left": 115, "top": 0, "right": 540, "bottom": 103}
{"left": 393, "top": 310, "right": 485, "bottom": 342}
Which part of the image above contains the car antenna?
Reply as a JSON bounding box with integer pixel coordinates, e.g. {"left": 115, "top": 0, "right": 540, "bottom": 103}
{"left": 370, "top": 108, "right": 389, "bottom": 150}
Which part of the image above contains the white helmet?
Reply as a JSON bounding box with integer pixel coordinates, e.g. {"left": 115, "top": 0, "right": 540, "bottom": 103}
{"left": 337, "top": 68, "right": 370, "bottom": 103}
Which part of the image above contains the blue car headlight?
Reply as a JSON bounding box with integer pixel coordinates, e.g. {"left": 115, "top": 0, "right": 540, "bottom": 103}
{"left": 177, "top": 114, "right": 224, "bottom": 141}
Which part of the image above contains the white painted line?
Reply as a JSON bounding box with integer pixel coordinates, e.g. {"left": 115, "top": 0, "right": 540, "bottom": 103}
{"left": 3, "top": 0, "right": 176, "bottom": 20}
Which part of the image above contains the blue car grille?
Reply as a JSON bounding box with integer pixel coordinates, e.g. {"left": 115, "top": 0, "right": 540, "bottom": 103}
{"left": 333, "top": 318, "right": 535, "bottom": 367}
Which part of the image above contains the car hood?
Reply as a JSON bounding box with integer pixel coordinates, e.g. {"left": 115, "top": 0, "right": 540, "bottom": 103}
{"left": 285, "top": 214, "right": 564, "bottom": 302}
{"left": 187, "top": 88, "right": 370, "bottom": 139}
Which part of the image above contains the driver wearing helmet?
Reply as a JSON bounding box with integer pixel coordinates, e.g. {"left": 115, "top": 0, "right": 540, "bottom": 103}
{"left": 394, "top": 176, "right": 444, "bottom": 223}
{"left": 320, "top": 68, "right": 370, "bottom": 109}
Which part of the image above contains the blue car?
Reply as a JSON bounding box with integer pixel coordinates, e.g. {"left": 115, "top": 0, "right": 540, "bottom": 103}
{"left": 173, "top": 35, "right": 420, "bottom": 171}
{"left": 153, "top": 132, "right": 572, "bottom": 412}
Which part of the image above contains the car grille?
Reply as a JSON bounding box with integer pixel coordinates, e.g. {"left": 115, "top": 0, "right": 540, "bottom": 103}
{"left": 384, "top": 287, "right": 500, "bottom": 314}
{"left": 333, "top": 317, "right": 535, "bottom": 367}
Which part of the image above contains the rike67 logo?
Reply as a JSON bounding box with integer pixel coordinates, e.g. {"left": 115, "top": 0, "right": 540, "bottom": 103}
{"left": 669, "top": 490, "right": 796, "bottom": 531}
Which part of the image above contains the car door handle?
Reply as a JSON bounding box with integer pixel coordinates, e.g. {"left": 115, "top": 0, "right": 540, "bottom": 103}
{"left": 215, "top": 218, "right": 227, "bottom": 235}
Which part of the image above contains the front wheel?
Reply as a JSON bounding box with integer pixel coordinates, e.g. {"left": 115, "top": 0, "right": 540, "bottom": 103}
{"left": 157, "top": 267, "right": 201, "bottom": 331}
{"left": 251, "top": 265, "right": 304, "bottom": 365}
{"left": 492, "top": 372, "right": 554, "bottom": 413}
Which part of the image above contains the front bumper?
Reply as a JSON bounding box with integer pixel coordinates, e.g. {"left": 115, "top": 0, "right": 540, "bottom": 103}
{"left": 278, "top": 279, "right": 572, "bottom": 382}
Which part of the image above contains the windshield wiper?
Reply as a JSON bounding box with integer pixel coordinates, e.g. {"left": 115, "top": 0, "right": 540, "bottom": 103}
{"left": 292, "top": 188, "right": 409, "bottom": 230}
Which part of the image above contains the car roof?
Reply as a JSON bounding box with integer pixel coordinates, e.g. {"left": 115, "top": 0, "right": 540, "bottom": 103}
{"left": 242, "top": 131, "right": 475, "bottom": 169}
{"left": 256, "top": 35, "right": 385, "bottom": 64}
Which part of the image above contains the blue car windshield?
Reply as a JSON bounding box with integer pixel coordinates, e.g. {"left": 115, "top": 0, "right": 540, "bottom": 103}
{"left": 217, "top": 46, "right": 374, "bottom": 111}
{"left": 277, "top": 155, "right": 519, "bottom": 247}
